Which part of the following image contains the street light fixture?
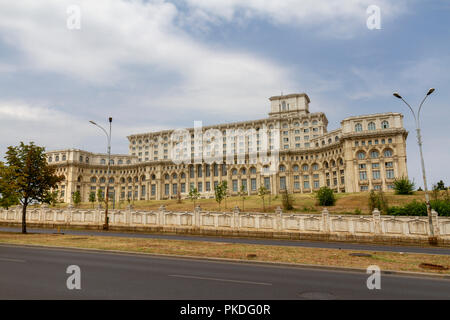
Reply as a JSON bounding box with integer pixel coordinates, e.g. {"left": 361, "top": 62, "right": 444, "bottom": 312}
{"left": 393, "top": 88, "right": 435, "bottom": 239}
{"left": 89, "top": 117, "right": 112, "bottom": 230}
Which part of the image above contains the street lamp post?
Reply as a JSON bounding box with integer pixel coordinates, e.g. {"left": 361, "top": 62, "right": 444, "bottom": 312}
{"left": 90, "top": 117, "right": 112, "bottom": 230}
{"left": 393, "top": 88, "right": 435, "bottom": 238}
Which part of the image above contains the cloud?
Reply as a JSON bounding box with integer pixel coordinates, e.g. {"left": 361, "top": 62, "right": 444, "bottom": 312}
{"left": 177, "top": 0, "right": 407, "bottom": 37}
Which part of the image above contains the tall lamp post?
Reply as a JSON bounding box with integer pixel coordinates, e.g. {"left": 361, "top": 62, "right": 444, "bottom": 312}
{"left": 393, "top": 88, "right": 435, "bottom": 238}
{"left": 89, "top": 117, "right": 112, "bottom": 230}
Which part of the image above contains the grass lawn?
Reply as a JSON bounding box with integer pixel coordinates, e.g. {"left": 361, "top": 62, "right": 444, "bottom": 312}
{"left": 47, "top": 191, "right": 431, "bottom": 214}
{"left": 0, "top": 232, "right": 449, "bottom": 275}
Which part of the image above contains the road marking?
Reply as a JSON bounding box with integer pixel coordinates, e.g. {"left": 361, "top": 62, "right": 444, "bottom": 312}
{"left": 0, "top": 257, "right": 26, "bottom": 263}
{"left": 168, "top": 274, "right": 272, "bottom": 286}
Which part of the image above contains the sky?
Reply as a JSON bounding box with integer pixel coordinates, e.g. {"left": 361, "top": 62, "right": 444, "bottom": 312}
{"left": 0, "top": 0, "right": 449, "bottom": 188}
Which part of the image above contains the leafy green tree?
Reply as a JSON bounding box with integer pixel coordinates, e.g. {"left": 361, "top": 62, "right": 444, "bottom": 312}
{"left": 316, "top": 186, "right": 336, "bottom": 206}
{"left": 221, "top": 181, "right": 228, "bottom": 209}
{"left": 281, "top": 189, "right": 294, "bottom": 210}
{"left": 188, "top": 187, "right": 200, "bottom": 210}
{"left": 214, "top": 182, "right": 226, "bottom": 210}
{"left": 238, "top": 184, "right": 247, "bottom": 211}
{"left": 89, "top": 191, "right": 96, "bottom": 208}
{"left": 1, "top": 142, "right": 64, "bottom": 233}
{"left": 436, "top": 180, "right": 446, "bottom": 191}
{"left": 258, "top": 185, "right": 268, "bottom": 212}
{"left": 0, "top": 163, "right": 20, "bottom": 209}
{"left": 393, "top": 176, "right": 415, "bottom": 195}
{"left": 97, "top": 188, "right": 104, "bottom": 205}
{"left": 72, "top": 190, "right": 81, "bottom": 207}
{"left": 43, "top": 190, "right": 59, "bottom": 207}
{"left": 368, "top": 189, "right": 388, "bottom": 214}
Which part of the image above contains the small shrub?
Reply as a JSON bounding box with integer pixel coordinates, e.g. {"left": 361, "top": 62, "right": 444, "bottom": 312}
{"left": 387, "top": 199, "right": 450, "bottom": 216}
{"left": 281, "top": 189, "right": 294, "bottom": 210}
{"left": 316, "top": 186, "right": 336, "bottom": 206}
{"left": 368, "top": 190, "right": 389, "bottom": 214}
{"left": 393, "top": 176, "right": 415, "bottom": 195}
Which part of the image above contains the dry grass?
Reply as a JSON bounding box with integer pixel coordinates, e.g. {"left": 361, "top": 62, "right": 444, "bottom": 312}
{"left": 46, "top": 192, "right": 430, "bottom": 215}
{"left": 0, "top": 232, "right": 449, "bottom": 275}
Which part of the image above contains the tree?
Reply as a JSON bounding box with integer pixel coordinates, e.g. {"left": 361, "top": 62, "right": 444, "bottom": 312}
{"left": 393, "top": 176, "right": 415, "bottom": 195}
{"left": 0, "top": 163, "right": 20, "bottom": 209}
{"left": 1, "top": 142, "right": 63, "bottom": 233}
{"left": 436, "top": 180, "right": 446, "bottom": 191}
{"left": 221, "top": 181, "right": 228, "bottom": 209}
{"left": 72, "top": 190, "right": 81, "bottom": 207}
{"left": 89, "top": 191, "right": 96, "bottom": 208}
{"left": 214, "top": 182, "right": 226, "bottom": 210}
{"left": 97, "top": 188, "right": 104, "bottom": 205}
{"left": 238, "top": 184, "right": 247, "bottom": 211}
{"left": 188, "top": 187, "right": 200, "bottom": 210}
{"left": 316, "top": 186, "right": 336, "bottom": 206}
{"left": 43, "top": 190, "right": 59, "bottom": 207}
{"left": 281, "top": 189, "right": 294, "bottom": 210}
{"left": 258, "top": 185, "right": 268, "bottom": 212}
{"left": 368, "top": 189, "right": 388, "bottom": 214}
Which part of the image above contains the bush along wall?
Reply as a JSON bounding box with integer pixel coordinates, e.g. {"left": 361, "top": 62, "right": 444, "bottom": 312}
{"left": 388, "top": 199, "right": 450, "bottom": 216}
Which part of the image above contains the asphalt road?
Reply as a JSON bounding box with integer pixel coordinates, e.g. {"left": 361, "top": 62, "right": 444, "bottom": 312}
{"left": 1, "top": 226, "right": 449, "bottom": 255}
{"left": 0, "top": 244, "right": 449, "bottom": 299}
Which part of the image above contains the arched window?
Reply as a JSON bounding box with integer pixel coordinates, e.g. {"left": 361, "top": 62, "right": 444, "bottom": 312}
{"left": 335, "top": 136, "right": 339, "bottom": 142}
{"left": 302, "top": 164, "right": 309, "bottom": 171}
{"left": 181, "top": 172, "right": 186, "bottom": 179}
{"left": 323, "top": 161, "right": 329, "bottom": 169}
{"left": 328, "top": 138, "right": 332, "bottom": 144}
{"left": 134, "top": 177, "right": 138, "bottom": 182}
{"left": 118, "top": 160, "right": 123, "bottom": 165}
{"left": 109, "top": 159, "right": 114, "bottom": 165}
{"left": 232, "top": 169, "right": 237, "bottom": 175}
{"left": 368, "top": 122, "right": 376, "bottom": 131}
{"left": 90, "top": 177, "right": 97, "bottom": 183}
{"left": 79, "top": 156, "right": 83, "bottom": 162}
{"left": 293, "top": 165, "right": 299, "bottom": 172}
{"left": 355, "top": 123, "right": 362, "bottom": 132}
{"left": 120, "top": 178, "right": 125, "bottom": 184}
{"left": 370, "top": 150, "right": 379, "bottom": 158}
{"left": 357, "top": 151, "right": 366, "bottom": 160}
{"left": 312, "top": 120, "right": 318, "bottom": 125}
{"left": 126, "top": 160, "right": 131, "bottom": 164}
{"left": 240, "top": 168, "right": 246, "bottom": 175}
{"left": 100, "top": 159, "right": 106, "bottom": 165}
{"left": 312, "top": 163, "right": 319, "bottom": 171}
{"left": 279, "top": 165, "right": 286, "bottom": 172}
{"left": 165, "top": 174, "right": 169, "bottom": 180}
{"left": 381, "top": 120, "right": 389, "bottom": 129}
{"left": 100, "top": 177, "right": 106, "bottom": 183}
{"left": 250, "top": 167, "right": 256, "bottom": 174}
{"left": 383, "top": 149, "right": 393, "bottom": 157}
{"left": 127, "top": 177, "right": 132, "bottom": 183}
{"left": 303, "top": 121, "right": 309, "bottom": 126}
{"left": 109, "top": 178, "right": 114, "bottom": 183}
{"left": 331, "top": 160, "right": 336, "bottom": 167}
{"left": 172, "top": 173, "right": 177, "bottom": 179}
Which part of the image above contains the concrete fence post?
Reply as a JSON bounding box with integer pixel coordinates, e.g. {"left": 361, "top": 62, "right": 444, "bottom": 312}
{"left": 275, "top": 206, "right": 283, "bottom": 230}
{"left": 233, "top": 206, "right": 240, "bottom": 229}
{"left": 372, "top": 208, "right": 381, "bottom": 234}
{"left": 321, "top": 208, "right": 330, "bottom": 232}
{"left": 431, "top": 209, "right": 440, "bottom": 236}
{"left": 194, "top": 205, "right": 201, "bottom": 228}
{"left": 158, "top": 204, "right": 166, "bottom": 226}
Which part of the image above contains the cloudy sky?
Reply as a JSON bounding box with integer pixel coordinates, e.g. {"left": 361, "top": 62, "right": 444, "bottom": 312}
{"left": 0, "top": 0, "right": 449, "bottom": 188}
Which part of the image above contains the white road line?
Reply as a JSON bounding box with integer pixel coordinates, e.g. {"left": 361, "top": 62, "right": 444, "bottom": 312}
{"left": 168, "top": 274, "right": 272, "bottom": 286}
{"left": 0, "top": 257, "right": 26, "bottom": 263}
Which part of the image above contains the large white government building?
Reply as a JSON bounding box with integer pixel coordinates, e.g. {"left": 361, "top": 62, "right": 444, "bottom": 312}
{"left": 46, "top": 93, "right": 408, "bottom": 203}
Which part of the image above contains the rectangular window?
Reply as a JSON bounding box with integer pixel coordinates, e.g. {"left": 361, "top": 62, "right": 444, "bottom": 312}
{"left": 372, "top": 163, "right": 380, "bottom": 169}
{"left": 251, "top": 178, "right": 256, "bottom": 191}
{"left": 294, "top": 182, "right": 300, "bottom": 189}
{"left": 151, "top": 184, "right": 156, "bottom": 196}
{"left": 206, "top": 181, "right": 210, "bottom": 192}
{"left": 280, "top": 176, "right": 286, "bottom": 190}
{"left": 164, "top": 184, "right": 169, "bottom": 195}
{"left": 241, "top": 179, "right": 247, "bottom": 191}
{"left": 373, "top": 170, "right": 380, "bottom": 179}
{"left": 359, "top": 171, "right": 367, "bottom": 180}
{"left": 360, "top": 185, "right": 369, "bottom": 191}
{"left": 264, "top": 177, "right": 270, "bottom": 190}
{"left": 232, "top": 180, "right": 238, "bottom": 192}
{"left": 172, "top": 184, "right": 177, "bottom": 195}
{"left": 304, "top": 181, "right": 310, "bottom": 189}
{"left": 181, "top": 183, "right": 186, "bottom": 193}
{"left": 314, "top": 180, "right": 319, "bottom": 189}
{"left": 198, "top": 182, "right": 203, "bottom": 192}
{"left": 386, "top": 169, "right": 395, "bottom": 179}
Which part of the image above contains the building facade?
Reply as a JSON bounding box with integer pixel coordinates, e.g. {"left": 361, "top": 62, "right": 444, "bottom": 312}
{"left": 46, "top": 93, "right": 408, "bottom": 203}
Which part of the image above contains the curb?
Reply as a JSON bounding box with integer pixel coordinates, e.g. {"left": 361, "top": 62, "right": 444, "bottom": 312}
{"left": 1, "top": 242, "right": 450, "bottom": 281}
